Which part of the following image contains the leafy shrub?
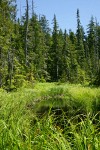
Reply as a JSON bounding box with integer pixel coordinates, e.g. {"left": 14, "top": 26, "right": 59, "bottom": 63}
{"left": 14, "top": 74, "right": 26, "bottom": 88}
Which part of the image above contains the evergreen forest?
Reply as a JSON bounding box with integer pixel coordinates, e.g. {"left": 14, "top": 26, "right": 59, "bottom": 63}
{"left": 0, "top": 0, "right": 100, "bottom": 90}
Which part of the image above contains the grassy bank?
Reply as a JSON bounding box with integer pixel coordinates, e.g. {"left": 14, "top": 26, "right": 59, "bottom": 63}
{"left": 0, "top": 83, "right": 100, "bottom": 149}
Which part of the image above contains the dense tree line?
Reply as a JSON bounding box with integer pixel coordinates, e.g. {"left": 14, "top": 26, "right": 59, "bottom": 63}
{"left": 0, "top": 0, "right": 100, "bottom": 89}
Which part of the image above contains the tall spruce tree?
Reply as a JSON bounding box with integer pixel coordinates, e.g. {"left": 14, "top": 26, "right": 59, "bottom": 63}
{"left": 76, "top": 9, "right": 85, "bottom": 69}
{"left": 56, "top": 29, "right": 64, "bottom": 80}
{"left": 49, "top": 15, "right": 59, "bottom": 81}
{"left": 68, "top": 30, "right": 79, "bottom": 83}
{"left": 0, "top": 0, "right": 17, "bottom": 88}
{"left": 75, "top": 9, "right": 86, "bottom": 83}
{"left": 27, "top": 14, "right": 49, "bottom": 81}
{"left": 87, "top": 16, "right": 97, "bottom": 80}
{"left": 60, "top": 29, "right": 70, "bottom": 82}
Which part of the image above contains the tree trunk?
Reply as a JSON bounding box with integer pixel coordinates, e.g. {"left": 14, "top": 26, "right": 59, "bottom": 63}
{"left": 32, "top": 0, "right": 34, "bottom": 17}
{"left": 25, "top": 0, "right": 29, "bottom": 65}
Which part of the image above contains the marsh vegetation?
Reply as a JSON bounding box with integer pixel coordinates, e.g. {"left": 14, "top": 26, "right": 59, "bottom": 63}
{"left": 0, "top": 83, "right": 100, "bottom": 149}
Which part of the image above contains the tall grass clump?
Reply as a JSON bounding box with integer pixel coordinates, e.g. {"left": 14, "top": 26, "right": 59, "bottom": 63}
{"left": 0, "top": 88, "right": 37, "bottom": 149}
{"left": 0, "top": 83, "right": 100, "bottom": 149}
{"left": 63, "top": 114, "right": 100, "bottom": 150}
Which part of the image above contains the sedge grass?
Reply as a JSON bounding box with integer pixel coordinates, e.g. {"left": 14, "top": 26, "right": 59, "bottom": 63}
{"left": 0, "top": 83, "right": 100, "bottom": 149}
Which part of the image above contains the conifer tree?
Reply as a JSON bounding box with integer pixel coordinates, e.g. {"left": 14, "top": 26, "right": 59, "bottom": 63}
{"left": 49, "top": 15, "right": 59, "bottom": 81}
{"left": 76, "top": 9, "right": 85, "bottom": 69}
{"left": 0, "top": 0, "right": 16, "bottom": 88}
{"left": 60, "top": 29, "right": 70, "bottom": 81}
{"left": 68, "top": 30, "right": 79, "bottom": 83}
{"left": 87, "top": 16, "right": 97, "bottom": 80}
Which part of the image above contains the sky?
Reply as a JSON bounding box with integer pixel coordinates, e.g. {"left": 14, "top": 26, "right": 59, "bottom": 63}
{"left": 17, "top": 0, "right": 100, "bottom": 33}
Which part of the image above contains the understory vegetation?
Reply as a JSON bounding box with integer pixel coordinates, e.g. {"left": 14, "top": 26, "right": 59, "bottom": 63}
{"left": 0, "top": 83, "right": 100, "bottom": 149}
